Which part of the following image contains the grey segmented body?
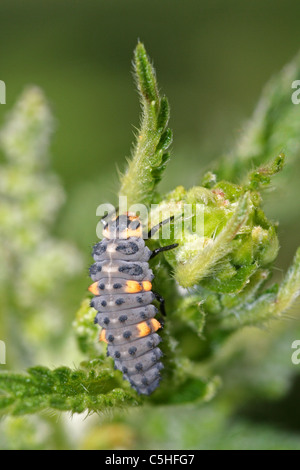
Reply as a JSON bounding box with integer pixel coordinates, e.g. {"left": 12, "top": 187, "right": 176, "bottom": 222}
{"left": 89, "top": 236, "right": 164, "bottom": 395}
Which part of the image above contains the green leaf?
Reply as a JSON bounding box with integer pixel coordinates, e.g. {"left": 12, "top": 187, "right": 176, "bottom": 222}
{"left": 221, "top": 247, "right": 300, "bottom": 329}
{"left": 246, "top": 152, "right": 286, "bottom": 190}
{"left": 151, "top": 376, "right": 221, "bottom": 405}
{"left": 176, "top": 295, "right": 206, "bottom": 335}
{"left": 202, "top": 263, "right": 258, "bottom": 294}
{"left": 0, "top": 361, "right": 141, "bottom": 416}
{"left": 73, "top": 298, "right": 99, "bottom": 357}
{"left": 119, "top": 42, "right": 172, "bottom": 207}
{"left": 216, "top": 51, "right": 300, "bottom": 182}
{"left": 133, "top": 42, "right": 160, "bottom": 107}
{"left": 175, "top": 192, "right": 251, "bottom": 287}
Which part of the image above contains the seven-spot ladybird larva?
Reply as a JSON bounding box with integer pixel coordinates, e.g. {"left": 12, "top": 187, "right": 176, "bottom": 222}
{"left": 89, "top": 213, "right": 178, "bottom": 395}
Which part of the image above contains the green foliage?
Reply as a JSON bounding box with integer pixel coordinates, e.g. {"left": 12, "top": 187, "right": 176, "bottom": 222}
{"left": 220, "top": 247, "right": 300, "bottom": 329}
{"left": 119, "top": 42, "right": 172, "bottom": 207}
{"left": 0, "top": 360, "right": 140, "bottom": 416}
{"left": 0, "top": 87, "right": 83, "bottom": 367}
{"left": 216, "top": 51, "right": 300, "bottom": 182}
{"left": 174, "top": 191, "right": 251, "bottom": 287}
{"left": 73, "top": 298, "right": 100, "bottom": 358}
{"left": 0, "top": 43, "right": 300, "bottom": 446}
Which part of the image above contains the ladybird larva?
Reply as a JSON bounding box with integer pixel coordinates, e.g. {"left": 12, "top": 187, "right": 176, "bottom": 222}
{"left": 88, "top": 213, "right": 178, "bottom": 395}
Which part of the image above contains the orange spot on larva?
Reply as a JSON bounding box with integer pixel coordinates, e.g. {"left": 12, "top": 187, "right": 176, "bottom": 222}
{"left": 125, "top": 281, "right": 143, "bottom": 294}
{"left": 125, "top": 227, "right": 143, "bottom": 238}
{"left": 136, "top": 319, "right": 162, "bottom": 338}
{"left": 136, "top": 321, "right": 152, "bottom": 338}
{"left": 99, "top": 329, "right": 107, "bottom": 343}
{"left": 88, "top": 282, "right": 100, "bottom": 295}
{"left": 149, "top": 318, "right": 162, "bottom": 332}
{"left": 126, "top": 213, "right": 139, "bottom": 221}
{"left": 142, "top": 281, "right": 152, "bottom": 292}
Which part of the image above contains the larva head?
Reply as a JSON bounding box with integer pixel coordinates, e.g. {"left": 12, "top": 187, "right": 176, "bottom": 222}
{"left": 102, "top": 213, "right": 143, "bottom": 239}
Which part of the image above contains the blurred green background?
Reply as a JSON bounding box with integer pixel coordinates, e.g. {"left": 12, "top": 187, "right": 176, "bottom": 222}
{"left": 1, "top": 0, "right": 300, "bottom": 450}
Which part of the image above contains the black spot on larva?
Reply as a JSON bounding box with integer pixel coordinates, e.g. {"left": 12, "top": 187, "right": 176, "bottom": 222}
{"left": 142, "top": 377, "right": 149, "bottom": 386}
{"left": 99, "top": 283, "right": 105, "bottom": 290}
{"left": 114, "top": 351, "right": 121, "bottom": 359}
{"left": 90, "top": 299, "right": 95, "bottom": 308}
{"left": 147, "top": 340, "right": 154, "bottom": 348}
{"left": 136, "top": 296, "right": 143, "bottom": 303}
{"left": 128, "top": 346, "right": 137, "bottom": 355}
{"left": 103, "top": 317, "right": 110, "bottom": 325}
{"left": 116, "top": 241, "right": 139, "bottom": 255}
{"left": 113, "top": 283, "right": 122, "bottom": 289}
{"left": 101, "top": 300, "right": 107, "bottom": 307}
{"left": 106, "top": 350, "right": 110, "bottom": 357}
{"left": 123, "top": 330, "right": 132, "bottom": 339}
{"left": 89, "top": 264, "right": 101, "bottom": 276}
{"left": 108, "top": 334, "right": 114, "bottom": 343}
{"left": 118, "top": 264, "right": 143, "bottom": 276}
{"left": 119, "top": 315, "right": 128, "bottom": 323}
{"left": 140, "top": 311, "right": 147, "bottom": 319}
{"left": 115, "top": 298, "right": 125, "bottom": 305}
{"left": 93, "top": 316, "right": 98, "bottom": 324}
{"left": 122, "top": 366, "right": 128, "bottom": 374}
{"left": 135, "top": 363, "right": 143, "bottom": 372}
{"left": 92, "top": 243, "right": 107, "bottom": 257}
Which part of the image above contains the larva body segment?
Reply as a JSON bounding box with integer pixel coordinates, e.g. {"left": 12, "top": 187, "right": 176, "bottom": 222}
{"left": 89, "top": 260, "right": 154, "bottom": 282}
{"left": 92, "top": 238, "right": 150, "bottom": 261}
{"left": 91, "top": 291, "right": 156, "bottom": 313}
{"left": 89, "top": 214, "right": 164, "bottom": 395}
{"left": 107, "top": 332, "right": 162, "bottom": 361}
{"left": 95, "top": 304, "right": 158, "bottom": 328}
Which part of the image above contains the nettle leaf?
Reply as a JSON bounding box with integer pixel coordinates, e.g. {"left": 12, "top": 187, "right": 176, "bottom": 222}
{"left": 0, "top": 361, "right": 141, "bottom": 416}
{"left": 202, "top": 263, "right": 258, "bottom": 294}
{"left": 174, "top": 192, "right": 251, "bottom": 288}
{"left": 151, "top": 375, "right": 221, "bottom": 406}
{"left": 73, "top": 298, "right": 99, "bottom": 357}
{"left": 119, "top": 42, "right": 172, "bottom": 207}
{"left": 175, "top": 295, "right": 206, "bottom": 336}
{"left": 216, "top": 51, "right": 300, "bottom": 181}
{"left": 246, "top": 153, "right": 286, "bottom": 191}
{"left": 221, "top": 248, "right": 300, "bottom": 330}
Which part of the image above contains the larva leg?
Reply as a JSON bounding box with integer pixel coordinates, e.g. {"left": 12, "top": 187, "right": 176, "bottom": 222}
{"left": 152, "top": 291, "right": 166, "bottom": 316}
{"left": 150, "top": 243, "right": 178, "bottom": 259}
{"left": 147, "top": 215, "right": 175, "bottom": 239}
